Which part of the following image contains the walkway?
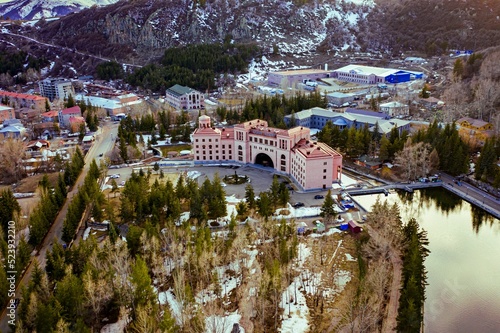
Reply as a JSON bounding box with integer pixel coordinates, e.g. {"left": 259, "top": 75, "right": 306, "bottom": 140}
{"left": 346, "top": 179, "right": 500, "bottom": 220}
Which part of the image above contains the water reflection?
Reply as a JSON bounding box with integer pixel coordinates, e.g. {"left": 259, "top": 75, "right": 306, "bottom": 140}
{"left": 355, "top": 189, "right": 500, "bottom": 333}
{"left": 396, "top": 188, "right": 464, "bottom": 217}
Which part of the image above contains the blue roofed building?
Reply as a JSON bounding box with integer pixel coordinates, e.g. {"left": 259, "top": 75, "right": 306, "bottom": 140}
{"left": 332, "top": 64, "right": 424, "bottom": 84}
{"left": 284, "top": 107, "right": 410, "bottom": 137}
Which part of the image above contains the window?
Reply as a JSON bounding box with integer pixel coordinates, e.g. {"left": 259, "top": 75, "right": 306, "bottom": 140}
{"left": 323, "top": 169, "right": 327, "bottom": 173}
{"left": 209, "top": 139, "right": 211, "bottom": 142}
{"left": 238, "top": 156, "right": 243, "bottom": 161}
{"left": 222, "top": 145, "right": 225, "bottom": 149}
{"left": 196, "top": 139, "right": 199, "bottom": 142}
{"left": 202, "top": 139, "right": 205, "bottom": 142}
{"left": 323, "top": 175, "right": 327, "bottom": 179}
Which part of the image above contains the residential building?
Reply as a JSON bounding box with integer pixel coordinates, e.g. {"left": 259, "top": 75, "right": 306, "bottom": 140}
{"left": 419, "top": 97, "right": 443, "bottom": 110}
{"left": 284, "top": 107, "right": 410, "bottom": 137}
{"left": 0, "top": 119, "right": 26, "bottom": 138}
{"left": 39, "top": 78, "right": 75, "bottom": 102}
{"left": 58, "top": 106, "right": 82, "bottom": 128}
{"left": 165, "top": 85, "right": 204, "bottom": 110}
{"left": 33, "top": 122, "right": 59, "bottom": 139}
{"left": 332, "top": 64, "right": 424, "bottom": 85}
{"left": 268, "top": 68, "right": 333, "bottom": 88}
{"left": 192, "top": 115, "right": 342, "bottom": 191}
{"left": 41, "top": 111, "right": 59, "bottom": 123}
{"left": 0, "top": 90, "right": 46, "bottom": 111}
{"left": 379, "top": 101, "right": 409, "bottom": 117}
{"left": 69, "top": 116, "right": 86, "bottom": 133}
{"left": 0, "top": 105, "right": 15, "bottom": 122}
{"left": 457, "top": 117, "right": 494, "bottom": 143}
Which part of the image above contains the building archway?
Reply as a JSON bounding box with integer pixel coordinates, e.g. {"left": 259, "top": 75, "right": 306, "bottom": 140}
{"left": 254, "top": 153, "right": 274, "bottom": 168}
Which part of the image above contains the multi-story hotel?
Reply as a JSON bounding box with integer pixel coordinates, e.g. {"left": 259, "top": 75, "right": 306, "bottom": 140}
{"left": 192, "top": 115, "right": 342, "bottom": 191}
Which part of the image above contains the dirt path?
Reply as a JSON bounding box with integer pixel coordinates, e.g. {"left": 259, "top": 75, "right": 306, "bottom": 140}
{"left": 382, "top": 246, "right": 403, "bottom": 332}
{"left": 365, "top": 225, "right": 402, "bottom": 333}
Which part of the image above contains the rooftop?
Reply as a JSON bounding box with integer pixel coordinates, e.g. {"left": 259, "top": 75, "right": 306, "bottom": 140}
{"left": 270, "top": 68, "right": 332, "bottom": 76}
{"left": 0, "top": 90, "right": 45, "bottom": 101}
{"left": 61, "top": 106, "right": 81, "bottom": 115}
{"left": 167, "top": 84, "right": 196, "bottom": 96}
{"left": 334, "top": 64, "right": 404, "bottom": 77}
{"left": 457, "top": 117, "right": 491, "bottom": 129}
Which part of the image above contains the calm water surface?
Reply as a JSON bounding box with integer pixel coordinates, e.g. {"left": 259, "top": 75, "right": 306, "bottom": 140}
{"left": 355, "top": 189, "right": 500, "bottom": 333}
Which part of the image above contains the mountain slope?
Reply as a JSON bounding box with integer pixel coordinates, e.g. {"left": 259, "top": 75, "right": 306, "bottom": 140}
{"left": 0, "top": 0, "right": 119, "bottom": 20}
{"left": 34, "top": 0, "right": 375, "bottom": 62}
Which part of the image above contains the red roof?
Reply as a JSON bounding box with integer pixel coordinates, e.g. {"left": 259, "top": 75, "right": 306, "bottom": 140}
{"left": 42, "top": 111, "right": 59, "bottom": 117}
{"left": 69, "top": 116, "right": 85, "bottom": 123}
{"left": 0, "top": 90, "right": 45, "bottom": 101}
{"left": 61, "top": 106, "right": 81, "bottom": 115}
{"left": 293, "top": 139, "right": 335, "bottom": 159}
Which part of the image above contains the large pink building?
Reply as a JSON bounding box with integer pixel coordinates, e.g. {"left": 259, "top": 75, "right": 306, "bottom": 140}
{"left": 193, "top": 116, "right": 342, "bottom": 190}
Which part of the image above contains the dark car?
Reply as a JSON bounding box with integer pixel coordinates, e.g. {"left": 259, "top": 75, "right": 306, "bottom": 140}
{"left": 314, "top": 195, "right": 324, "bottom": 199}
{"left": 292, "top": 202, "right": 305, "bottom": 208}
{"left": 98, "top": 153, "right": 103, "bottom": 157}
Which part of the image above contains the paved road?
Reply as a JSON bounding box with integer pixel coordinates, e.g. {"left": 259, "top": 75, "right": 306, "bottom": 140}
{"left": 0, "top": 122, "right": 118, "bottom": 332}
{"left": 0, "top": 30, "right": 142, "bottom": 69}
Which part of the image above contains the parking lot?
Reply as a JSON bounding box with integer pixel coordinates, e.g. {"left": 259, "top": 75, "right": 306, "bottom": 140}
{"left": 107, "top": 164, "right": 335, "bottom": 208}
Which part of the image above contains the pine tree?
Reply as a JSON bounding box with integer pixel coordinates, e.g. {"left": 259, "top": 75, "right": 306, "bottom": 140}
{"left": 245, "top": 184, "right": 256, "bottom": 209}
{"left": 320, "top": 190, "right": 336, "bottom": 223}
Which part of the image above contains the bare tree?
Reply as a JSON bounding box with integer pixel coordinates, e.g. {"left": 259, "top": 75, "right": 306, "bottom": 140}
{"left": 0, "top": 137, "right": 27, "bottom": 182}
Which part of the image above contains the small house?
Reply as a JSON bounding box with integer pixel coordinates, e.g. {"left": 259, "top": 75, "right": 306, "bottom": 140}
{"left": 348, "top": 220, "right": 362, "bottom": 233}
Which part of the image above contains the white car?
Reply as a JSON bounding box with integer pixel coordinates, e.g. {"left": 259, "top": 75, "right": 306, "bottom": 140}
{"left": 110, "top": 174, "right": 120, "bottom": 179}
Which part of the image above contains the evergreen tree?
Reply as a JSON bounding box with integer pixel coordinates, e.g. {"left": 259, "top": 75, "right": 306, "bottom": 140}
{"left": 257, "top": 192, "right": 272, "bottom": 220}
{"left": 0, "top": 189, "right": 21, "bottom": 235}
{"left": 119, "top": 135, "right": 128, "bottom": 163}
{"left": 65, "top": 94, "right": 76, "bottom": 108}
{"left": 320, "top": 190, "right": 336, "bottom": 223}
{"left": 245, "top": 184, "right": 256, "bottom": 209}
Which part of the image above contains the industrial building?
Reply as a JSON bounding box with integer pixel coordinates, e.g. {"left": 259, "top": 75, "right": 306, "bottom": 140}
{"left": 332, "top": 64, "right": 424, "bottom": 85}
{"left": 267, "top": 68, "right": 333, "bottom": 88}
{"left": 192, "top": 116, "right": 343, "bottom": 191}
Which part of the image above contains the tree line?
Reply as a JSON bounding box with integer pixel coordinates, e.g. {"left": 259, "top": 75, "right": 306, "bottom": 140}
{"left": 0, "top": 50, "right": 48, "bottom": 85}
{"left": 318, "top": 119, "right": 470, "bottom": 177}
{"left": 62, "top": 159, "right": 104, "bottom": 243}
{"left": 217, "top": 91, "right": 327, "bottom": 128}
{"left": 126, "top": 41, "right": 260, "bottom": 92}
{"left": 0, "top": 148, "right": 84, "bottom": 311}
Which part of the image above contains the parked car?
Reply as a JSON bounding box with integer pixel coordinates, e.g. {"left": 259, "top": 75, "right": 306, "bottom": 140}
{"left": 314, "top": 195, "right": 324, "bottom": 199}
{"left": 292, "top": 202, "right": 305, "bottom": 208}
{"left": 98, "top": 153, "right": 103, "bottom": 157}
{"left": 110, "top": 174, "right": 120, "bottom": 179}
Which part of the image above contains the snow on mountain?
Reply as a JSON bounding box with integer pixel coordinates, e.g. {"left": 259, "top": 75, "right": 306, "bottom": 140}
{"left": 0, "top": 0, "right": 119, "bottom": 20}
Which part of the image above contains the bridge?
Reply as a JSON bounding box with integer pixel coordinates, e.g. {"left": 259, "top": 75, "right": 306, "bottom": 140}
{"left": 345, "top": 181, "right": 500, "bottom": 220}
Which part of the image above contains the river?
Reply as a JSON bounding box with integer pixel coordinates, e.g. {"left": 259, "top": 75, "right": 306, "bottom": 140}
{"left": 354, "top": 188, "right": 500, "bottom": 333}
